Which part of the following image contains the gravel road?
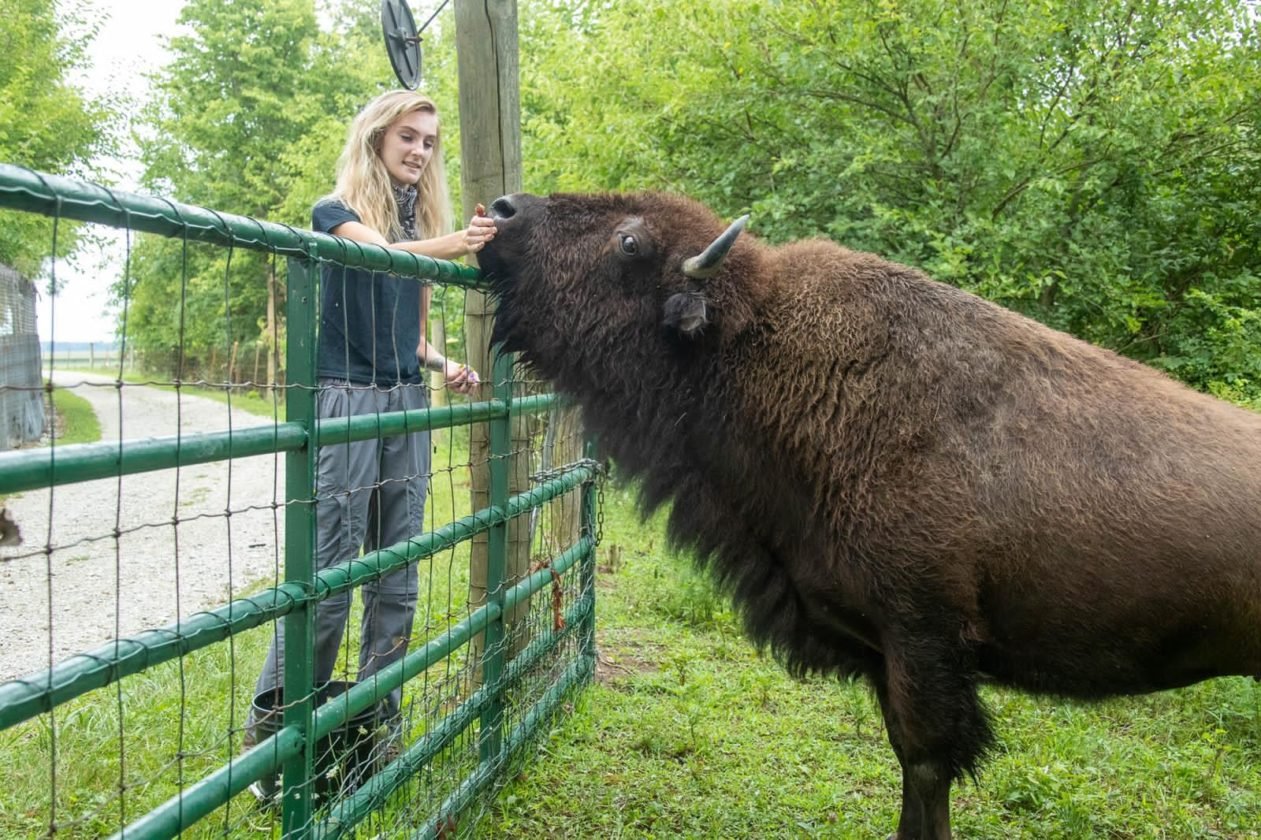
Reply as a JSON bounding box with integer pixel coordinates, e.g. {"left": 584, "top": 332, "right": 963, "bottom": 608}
{"left": 0, "top": 372, "right": 287, "bottom": 681}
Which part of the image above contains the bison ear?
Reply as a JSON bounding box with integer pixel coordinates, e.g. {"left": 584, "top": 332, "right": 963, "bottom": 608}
{"left": 662, "top": 291, "right": 709, "bottom": 338}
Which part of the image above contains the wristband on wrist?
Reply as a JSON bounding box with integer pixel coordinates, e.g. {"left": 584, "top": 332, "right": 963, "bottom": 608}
{"left": 424, "top": 355, "right": 447, "bottom": 373}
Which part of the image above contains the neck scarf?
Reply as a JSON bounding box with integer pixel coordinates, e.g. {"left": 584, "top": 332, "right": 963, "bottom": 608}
{"left": 393, "top": 183, "right": 418, "bottom": 241}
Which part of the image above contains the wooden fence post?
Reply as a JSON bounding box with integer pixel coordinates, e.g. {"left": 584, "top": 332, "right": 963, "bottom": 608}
{"left": 454, "top": 0, "right": 536, "bottom": 689}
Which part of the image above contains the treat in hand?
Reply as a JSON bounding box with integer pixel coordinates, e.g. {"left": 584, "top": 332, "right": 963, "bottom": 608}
{"left": 456, "top": 364, "right": 480, "bottom": 389}
{"left": 475, "top": 202, "right": 487, "bottom": 217}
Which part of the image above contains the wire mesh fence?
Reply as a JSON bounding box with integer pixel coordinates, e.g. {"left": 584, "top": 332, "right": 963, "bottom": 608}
{"left": 0, "top": 262, "right": 44, "bottom": 448}
{"left": 0, "top": 164, "right": 598, "bottom": 839}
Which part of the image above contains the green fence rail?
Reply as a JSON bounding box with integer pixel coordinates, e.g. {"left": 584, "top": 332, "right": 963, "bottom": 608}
{"left": 0, "top": 163, "right": 598, "bottom": 839}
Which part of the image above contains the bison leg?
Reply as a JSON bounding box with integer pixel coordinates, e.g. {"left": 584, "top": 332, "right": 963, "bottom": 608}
{"left": 873, "top": 643, "right": 993, "bottom": 840}
{"left": 886, "top": 742, "right": 930, "bottom": 840}
{"left": 874, "top": 680, "right": 943, "bottom": 840}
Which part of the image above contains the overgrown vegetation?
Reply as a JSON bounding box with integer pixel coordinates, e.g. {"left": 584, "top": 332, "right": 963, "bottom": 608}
{"left": 519, "top": 0, "right": 1261, "bottom": 404}
{"left": 475, "top": 485, "right": 1261, "bottom": 839}
{"left": 93, "top": 0, "right": 1260, "bottom": 405}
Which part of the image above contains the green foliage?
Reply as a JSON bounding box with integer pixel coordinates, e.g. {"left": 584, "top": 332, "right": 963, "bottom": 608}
{"left": 0, "top": 0, "right": 111, "bottom": 277}
{"left": 122, "top": 0, "right": 453, "bottom": 371}
{"left": 114, "top": 1, "right": 1259, "bottom": 398}
{"left": 125, "top": 0, "right": 329, "bottom": 367}
{"left": 518, "top": 0, "right": 1261, "bottom": 402}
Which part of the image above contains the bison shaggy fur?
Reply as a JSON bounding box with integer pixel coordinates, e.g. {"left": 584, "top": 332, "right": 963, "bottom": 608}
{"left": 478, "top": 190, "right": 1261, "bottom": 840}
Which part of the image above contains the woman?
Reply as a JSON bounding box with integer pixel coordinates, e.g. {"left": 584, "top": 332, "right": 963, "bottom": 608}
{"left": 247, "top": 90, "right": 495, "bottom": 766}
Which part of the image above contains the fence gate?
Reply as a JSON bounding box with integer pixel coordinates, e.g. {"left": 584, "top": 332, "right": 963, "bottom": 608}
{"left": 0, "top": 164, "right": 599, "bottom": 838}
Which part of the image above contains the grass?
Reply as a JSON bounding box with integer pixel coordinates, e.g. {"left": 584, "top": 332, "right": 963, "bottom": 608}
{"left": 0, "top": 637, "right": 277, "bottom": 838}
{"left": 47, "top": 385, "right": 101, "bottom": 446}
{"left": 4, "top": 383, "right": 1258, "bottom": 837}
{"left": 474, "top": 484, "right": 1261, "bottom": 839}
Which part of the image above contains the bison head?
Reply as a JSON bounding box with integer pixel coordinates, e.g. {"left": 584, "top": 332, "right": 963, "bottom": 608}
{"left": 478, "top": 192, "right": 753, "bottom": 389}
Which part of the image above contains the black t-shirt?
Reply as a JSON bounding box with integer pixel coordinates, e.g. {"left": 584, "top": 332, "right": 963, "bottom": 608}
{"left": 313, "top": 199, "right": 423, "bottom": 386}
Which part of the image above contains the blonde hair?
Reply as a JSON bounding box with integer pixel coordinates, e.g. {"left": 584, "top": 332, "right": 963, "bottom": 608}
{"left": 329, "top": 90, "right": 454, "bottom": 241}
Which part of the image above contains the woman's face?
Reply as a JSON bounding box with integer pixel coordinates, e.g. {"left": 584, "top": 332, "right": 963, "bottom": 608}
{"left": 379, "top": 109, "right": 438, "bottom": 186}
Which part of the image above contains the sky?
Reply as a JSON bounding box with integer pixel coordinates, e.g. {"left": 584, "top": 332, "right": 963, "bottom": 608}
{"left": 37, "top": 0, "right": 185, "bottom": 345}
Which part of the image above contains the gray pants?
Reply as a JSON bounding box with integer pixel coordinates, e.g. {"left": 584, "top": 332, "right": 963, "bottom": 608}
{"left": 251, "top": 379, "right": 430, "bottom": 726}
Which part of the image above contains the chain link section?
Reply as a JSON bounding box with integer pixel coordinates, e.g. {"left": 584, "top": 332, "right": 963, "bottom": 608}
{"left": 594, "top": 467, "right": 606, "bottom": 545}
{"left": 527, "top": 457, "right": 606, "bottom": 544}
{"left": 527, "top": 457, "right": 600, "bottom": 484}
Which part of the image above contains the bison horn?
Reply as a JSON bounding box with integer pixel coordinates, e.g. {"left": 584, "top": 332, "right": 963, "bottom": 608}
{"left": 682, "top": 214, "right": 749, "bottom": 279}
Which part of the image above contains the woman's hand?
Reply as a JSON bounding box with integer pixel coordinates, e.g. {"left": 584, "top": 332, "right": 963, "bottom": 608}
{"left": 444, "top": 361, "right": 481, "bottom": 395}
{"left": 462, "top": 203, "right": 497, "bottom": 254}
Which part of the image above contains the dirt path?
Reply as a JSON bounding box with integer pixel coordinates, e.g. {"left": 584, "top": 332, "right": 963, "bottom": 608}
{"left": 0, "top": 372, "right": 287, "bottom": 681}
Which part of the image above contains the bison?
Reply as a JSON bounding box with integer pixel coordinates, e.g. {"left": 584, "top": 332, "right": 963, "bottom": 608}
{"left": 476, "top": 191, "right": 1261, "bottom": 839}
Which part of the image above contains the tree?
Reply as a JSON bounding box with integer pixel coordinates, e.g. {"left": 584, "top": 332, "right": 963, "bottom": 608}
{"left": 122, "top": 0, "right": 477, "bottom": 378}
{"left": 517, "top": 0, "right": 1261, "bottom": 402}
{"left": 0, "top": 0, "right": 111, "bottom": 276}
{"left": 124, "top": 0, "right": 396, "bottom": 376}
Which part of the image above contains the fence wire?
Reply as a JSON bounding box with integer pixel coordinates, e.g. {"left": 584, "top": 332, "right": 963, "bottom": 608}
{"left": 0, "top": 165, "right": 597, "bottom": 839}
{"left": 0, "top": 263, "right": 44, "bottom": 449}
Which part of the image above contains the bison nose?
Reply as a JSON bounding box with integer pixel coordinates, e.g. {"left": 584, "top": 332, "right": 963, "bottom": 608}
{"left": 489, "top": 196, "right": 517, "bottom": 220}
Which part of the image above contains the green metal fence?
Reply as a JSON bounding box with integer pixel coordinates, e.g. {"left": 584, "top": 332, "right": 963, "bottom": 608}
{"left": 0, "top": 164, "right": 599, "bottom": 838}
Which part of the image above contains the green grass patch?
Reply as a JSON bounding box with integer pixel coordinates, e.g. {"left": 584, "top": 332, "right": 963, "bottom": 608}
{"left": 475, "top": 486, "right": 1261, "bottom": 839}
{"left": 47, "top": 386, "right": 101, "bottom": 446}
{"left": 0, "top": 632, "right": 277, "bottom": 838}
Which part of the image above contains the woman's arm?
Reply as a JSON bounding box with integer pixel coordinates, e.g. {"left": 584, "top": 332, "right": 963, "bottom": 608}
{"left": 327, "top": 212, "right": 496, "bottom": 261}
{"left": 416, "top": 275, "right": 480, "bottom": 395}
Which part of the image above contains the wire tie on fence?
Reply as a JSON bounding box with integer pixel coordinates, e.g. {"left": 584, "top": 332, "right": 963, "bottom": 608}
{"left": 529, "top": 559, "right": 566, "bottom": 632}
{"left": 528, "top": 457, "right": 605, "bottom": 484}
{"left": 435, "top": 815, "right": 459, "bottom": 839}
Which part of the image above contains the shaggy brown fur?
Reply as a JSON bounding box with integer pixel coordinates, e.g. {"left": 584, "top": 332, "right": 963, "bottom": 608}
{"left": 478, "top": 191, "right": 1261, "bottom": 840}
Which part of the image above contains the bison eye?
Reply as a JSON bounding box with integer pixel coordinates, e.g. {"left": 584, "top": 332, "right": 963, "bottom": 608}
{"left": 618, "top": 233, "right": 639, "bottom": 256}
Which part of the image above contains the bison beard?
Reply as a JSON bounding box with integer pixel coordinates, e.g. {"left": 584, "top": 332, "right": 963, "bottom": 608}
{"left": 477, "top": 191, "right": 1261, "bottom": 840}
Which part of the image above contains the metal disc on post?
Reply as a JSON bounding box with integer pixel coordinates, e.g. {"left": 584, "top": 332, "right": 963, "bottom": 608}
{"left": 382, "top": 0, "right": 422, "bottom": 89}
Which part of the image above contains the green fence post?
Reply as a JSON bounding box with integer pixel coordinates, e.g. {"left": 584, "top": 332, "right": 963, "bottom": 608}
{"left": 282, "top": 256, "right": 319, "bottom": 835}
{"left": 478, "top": 349, "right": 515, "bottom": 764}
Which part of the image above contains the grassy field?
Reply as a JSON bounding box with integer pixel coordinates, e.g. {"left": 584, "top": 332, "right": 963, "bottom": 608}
{"left": 476, "top": 484, "right": 1261, "bottom": 839}
{"left": 7, "top": 384, "right": 1258, "bottom": 838}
